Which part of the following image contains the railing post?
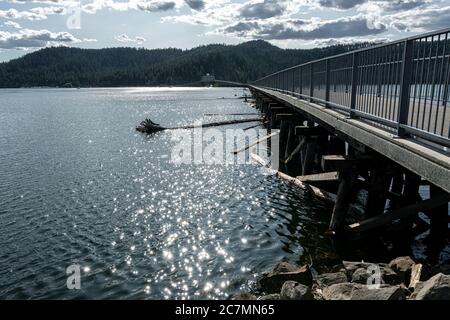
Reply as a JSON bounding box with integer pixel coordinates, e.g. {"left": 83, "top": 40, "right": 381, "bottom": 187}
{"left": 292, "top": 69, "right": 295, "bottom": 94}
{"left": 325, "top": 59, "right": 331, "bottom": 108}
{"left": 350, "top": 52, "right": 359, "bottom": 118}
{"left": 285, "top": 72, "right": 288, "bottom": 92}
{"left": 310, "top": 63, "right": 314, "bottom": 102}
{"left": 397, "top": 39, "right": 414, "bottom": 137}
{"left": 299, "top": 67, "right": 303, "bottom": 97}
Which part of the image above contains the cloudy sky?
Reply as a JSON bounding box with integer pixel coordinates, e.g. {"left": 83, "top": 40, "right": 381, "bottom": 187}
{"left": 0, "top": 0, "right": 449, "bottom": 62}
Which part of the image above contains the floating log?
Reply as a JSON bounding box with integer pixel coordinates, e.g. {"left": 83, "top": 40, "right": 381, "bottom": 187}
{"left": 136, "top": 117, "right": 262, "bottom": 134}
{"left": 204, "top": 113, "right": 260, "bottom": 116}
{"left": 232, "top": 131, "right": 279, "bottom": 154}
{"left": 348, "top": 193, "right": 450, "bottom": 233}
{"left": 243, "top": 121, "right": 269, "bottom": 131}
{"left": 276, "top": 171, "right": 336, "bottom": 203}
{"left": 250, "top": 152, "right": 268, "bottom": 166}
{"left": 250, "top": 153, "right": 336, "bottom": 204}
{"left": 307, "top": 184, "right": 337, "bottom": 203}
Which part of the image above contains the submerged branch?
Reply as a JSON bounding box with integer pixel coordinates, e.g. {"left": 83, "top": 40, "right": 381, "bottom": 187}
{"left": 136, "top": 117, "right": 262, "bottom": 134}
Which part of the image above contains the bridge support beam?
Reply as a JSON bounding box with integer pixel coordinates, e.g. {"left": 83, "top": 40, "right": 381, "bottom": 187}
{"left": 365, "top": 163, "right": 392, "bottom": 219}
{"left": 329, "top": 167, "right": 358, "bottom": 232}
{"left": 429, "top": 185, "right": 448, "bottom": 238}
{"left": 250, "top": 82, "right": 449, "bottom": 252}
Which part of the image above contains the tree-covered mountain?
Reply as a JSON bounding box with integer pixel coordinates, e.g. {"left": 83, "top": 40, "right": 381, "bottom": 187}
{"left": 0, "top": 41, "right": 370, "bottom": 88}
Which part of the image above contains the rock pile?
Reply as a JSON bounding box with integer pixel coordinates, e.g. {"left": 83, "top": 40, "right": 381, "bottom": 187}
{"left": 232, "top": 257, "right": 450, "bottom": 300}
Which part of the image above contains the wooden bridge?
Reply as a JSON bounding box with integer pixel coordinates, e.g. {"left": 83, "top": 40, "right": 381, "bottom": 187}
{"left": 180, "top": 78, "right": 246, "bottom": 87}
{"left": 248, "top": 28, "right": 450, "bottom": 243}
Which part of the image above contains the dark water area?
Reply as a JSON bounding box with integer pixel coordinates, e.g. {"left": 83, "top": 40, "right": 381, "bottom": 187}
{"left": 0, "top": 87, "right": 448, "bottom": 299}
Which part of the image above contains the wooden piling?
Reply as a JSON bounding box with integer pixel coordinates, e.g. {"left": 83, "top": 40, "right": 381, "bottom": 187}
{"left": 328, "top": 136, "right": 346, "bottom": 155}
{"left": 329, "top": 168, "right": 357, "bottom": 232}
{"left": 284, "top": 124, "right": 302, "bottom": 176}
{"left": 428, "top": 185, "right": 449, "bottom": 241}
{"left": 302, "top": 138, "right": 317, "bottom": 176}
{"left": 365, "top": 166, "right": 391, "bottom": 218}
{"left": 390, "top": 170, "right": 405, "bottom": 209}
{"left": 279, "top": 120, "right": 290, "bottom": 170}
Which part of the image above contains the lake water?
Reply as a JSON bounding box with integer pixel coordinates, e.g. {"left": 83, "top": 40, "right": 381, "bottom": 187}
{"left": 0, "top": 87, "right": 446, "bottom": 299}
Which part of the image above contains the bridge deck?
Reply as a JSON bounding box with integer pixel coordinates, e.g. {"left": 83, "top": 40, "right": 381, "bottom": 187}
{"left": 251, "top": 86, "right": 450, "bottom": 193}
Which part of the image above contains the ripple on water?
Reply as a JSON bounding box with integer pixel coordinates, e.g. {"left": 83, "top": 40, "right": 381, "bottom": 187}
{"left": 1, "top": 88, "right": 445, "bottom": 300}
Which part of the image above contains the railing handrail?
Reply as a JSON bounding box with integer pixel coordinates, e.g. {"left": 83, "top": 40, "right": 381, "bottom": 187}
{"left": 252, "top": 27, "right": 450, "bottom": 148}
{"left": 253, "top": 27, "right": 450, "bottom": 84}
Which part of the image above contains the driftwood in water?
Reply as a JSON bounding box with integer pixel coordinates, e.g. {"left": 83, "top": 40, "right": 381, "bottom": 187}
{"left": 204, "top": 113, "right": 260, "bottom": 116}
{"left": 250, "top": 153, "right": 336, "bottom": 204}
{"left": 232, "top": 132, "right": 279, "bottom": 154}
{"left": 136, "top": 117, "right": 262, "bottom": 134}
{"left": 243, "top": 121, "right": 269, "bottom": 131}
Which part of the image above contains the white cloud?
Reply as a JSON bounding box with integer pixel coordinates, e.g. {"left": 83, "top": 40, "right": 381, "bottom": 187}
{"left": 0, "top": 0, "right": 449, "bottom": 49}
{"left": 81, "top": 0, "right": 180, "bottom": 14}
{"left": 220, "top": 14, "right": 387, "bottom": 40}
{"left": 114, "top": 33, "right": 146, "bottom": 44}
{"left": 0, "top": 8, "right": 48, "bottom": 20}
{"left": 4, "top": 21, "right": 22, "bottom": 29}
{"left": 0, "top": 28, "right": 81, "bottom": 49}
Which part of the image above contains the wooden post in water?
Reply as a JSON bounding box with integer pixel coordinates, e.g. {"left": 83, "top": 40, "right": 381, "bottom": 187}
{"left": 395, "top": 170, "right": 421, "bottom": 250}
{"left": 428, "top": 185, "right": 449, "bottom": 244}
{"left": 302, "top": 138, "right": 317, "bottom": 176}
{"left": 284, "top": 125, "right": 302, "bottom": 176}
{"left": 276, "top": 113, "right": 305, "bottom": 176}
{"left": 391, "top": 172, "right": 404, "bottom": 194}
{"left": 330, "top": 168, "right": 357, "bottom": 232}
{"left": 328, "top": 136, "right": 346, "bottom": 155}
{"left": 365, "top": 164, "right": 391, "bottom": 218}
{"left": 279, "top": 120, "right": 290, "bottom": 171}
{"left": 322, "top": 155, "right": 358, "bottom": 232}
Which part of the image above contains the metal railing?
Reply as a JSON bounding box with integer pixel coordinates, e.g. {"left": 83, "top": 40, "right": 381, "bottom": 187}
{"left": 253, "top": 28, "right": 450, "bottom": 148}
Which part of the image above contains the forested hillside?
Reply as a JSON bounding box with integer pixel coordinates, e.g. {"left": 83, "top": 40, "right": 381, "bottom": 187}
{"left": 0, "top": 41, "right": 370, "bottom": 88}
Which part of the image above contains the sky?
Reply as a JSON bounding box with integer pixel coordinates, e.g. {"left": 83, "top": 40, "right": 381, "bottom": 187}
{"left": 0, "top": 0, "right": 449, "bottom": 62}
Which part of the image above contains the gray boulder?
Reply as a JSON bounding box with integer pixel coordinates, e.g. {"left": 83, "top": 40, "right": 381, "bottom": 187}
{"left": 351, "top": 267, "right": 371, "bottom": 284}
{"left": 323, "top": 283, "right": 355, "bottom": 300}
{"left": 414, "top": 273, "right": 450, "bottom": 300}
{"left": 350, "top": 265, "right": 399, "bottom": 285}
{"left": 316, "top": 272, "right": 348, "bottom": 287}
{"left": 280, "top": 281, "right": 313, "bottom": 300}
{"left": 258, "top": 294, "right": 280, "bottom": 300}
{"left": 231, "top": 293, "right": 257, "bottom": 300}
{"left": 388, "top": 256, "right": 416, "bottom": 285}
{"left": 351, "top": 286, "right": 406, "bottom": 300}
{"left": 323, "top": 283, "right": 406, "bottom": 300}
{"left": 342, "top": 261, "right": 374, "bottom": 278}
{"left": 409, "top": 281, "right": 425, "bottom": 300}
{"left": 256, "top": 262, "right": 313, "bottom": 294}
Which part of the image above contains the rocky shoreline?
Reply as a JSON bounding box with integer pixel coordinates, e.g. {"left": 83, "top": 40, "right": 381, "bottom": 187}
{"left": 233, "top": 257, "right": 450, "bottom": 300}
